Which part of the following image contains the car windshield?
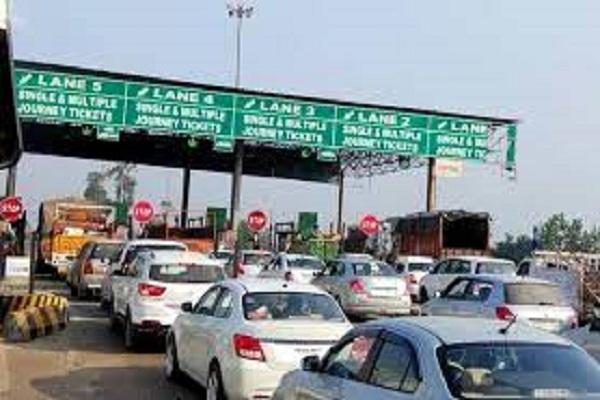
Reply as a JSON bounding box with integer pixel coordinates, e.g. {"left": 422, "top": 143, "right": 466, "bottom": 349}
{"left": 505, "top": 283, "right": 564, "bottom": 306}
{"left": 91, "top": 243, "right": 122, "bottom": 262}
{"left": 243, "top": 253, "right": 272, "bottom": 266}
{"left": 288, "top": 257, "right": 324, "bottom": 270}
{"left": 149, "top": 263, "right": 224, "bottom": 283}
{"left": 408, "top": 262, "right": 433, "bottom": 272}
{"left": 353, "top": 262, "right": 397, "bottom": 276}
{"left": 476, "top": 261, "right": 516, "bottom": 274}
{"left": 439, "top": 343, "right": 600, "bottom": 399}
{"left": 134, "top": 244, "right": 187, "bottom": 253}
{"left": 212, "top": 251, "right": 232, "bottom": 260}
{"left": 243, "top": 292, "right": 345, "bottom": 321}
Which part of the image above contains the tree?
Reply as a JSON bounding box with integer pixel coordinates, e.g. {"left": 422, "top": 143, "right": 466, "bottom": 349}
{"left": 83, "top": 171, "right": 109, "bottom": 203}
{"left": 539, "top": 213, "right": 600, "bottom": 253}
{"left": 104, "top": 163, "right": 137, "bottom": 206}
{"left": 493, "top": 234, "right": 533, "bottom": 263}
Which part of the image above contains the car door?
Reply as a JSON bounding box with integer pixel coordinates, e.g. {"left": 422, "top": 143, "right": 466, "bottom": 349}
{"left": 115, "top": 258, "right": 139, "bottom": 316}
{"left": 423, "top": 260, "right": 448, "bottom": 296}
{"left": 312, "top": 261, "right": 337, "bottom": 292}
{"left": 71, "top": 243, "right": 92, "bottom": 287}
{"left": 183, "top": 286, "right": 222, "bottom": 382}
{"left": 297, "top": 329, "right": 380, "bottom": 400}
{"left": 425, "top": 278, "right": 471, "bottom": 316}
{"left": 459, "top": 279, "right": 495, "bottom": 317}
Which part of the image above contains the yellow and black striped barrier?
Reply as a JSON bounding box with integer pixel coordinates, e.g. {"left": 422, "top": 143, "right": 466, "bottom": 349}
{"left": 0, "top": 293, "right": 68, "bottom": 325}
{"left": 2, "top": 305, "right": 68, "bottom": 342}
{"left": 0, "top": 293, "right": 69, "bottom": 342}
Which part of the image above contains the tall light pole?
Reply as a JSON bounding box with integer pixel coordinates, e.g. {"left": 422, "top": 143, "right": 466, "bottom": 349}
{"left": 227, "top": 0, "right": 254, "bottom": 276}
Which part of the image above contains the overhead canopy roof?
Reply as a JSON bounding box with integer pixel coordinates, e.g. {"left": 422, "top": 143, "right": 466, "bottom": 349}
{"left": 15, "top": 60, "right": 518, "bottom": 182}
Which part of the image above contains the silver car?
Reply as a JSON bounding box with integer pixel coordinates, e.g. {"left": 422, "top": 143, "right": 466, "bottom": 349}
{"left": 421, "top": 275, "right": 578, "bottom": 333}
{"left": 312, "top": 258, "right": 411, "bottom": 319}
{"left": 274, "top": 317, "right": 600, "bottom": 400}
{"left": 419, "top": 256, "right": 516, "bottom": 302}
{"left": 258, "top": 253, "right": 325, "bottom": 284}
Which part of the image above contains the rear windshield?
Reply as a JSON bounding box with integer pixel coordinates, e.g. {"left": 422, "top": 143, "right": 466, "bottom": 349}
{"left": 408, "top": 262, "right": 432, "bottom": 272}
{"left": 288, "top": 257, "right": 324, "bottom": 270}
{"left": 438, "top": 343, "right": 600, "bottom": 398}
{"left": 243, "top": 292, "right": 345, "bottom": 322}
{"left": 505, "top": 283, "right": 564, "bottom": 306}
{"left": 353, "top": 262, "right": 397, "bottom": 277}
{"left": 212, "top": 251, "right": 232, "bottom": 260}
{"left": 149, "top": 263, "right": 224, "bottom": 283}
{"left": 476, "top": 261, "right": 516, "bottom": 274}
{"left": 91, "top": 243, "right": 122, "bottom": 262}
{"left": 243, "top": 253, "right": 272, "bottom": 266}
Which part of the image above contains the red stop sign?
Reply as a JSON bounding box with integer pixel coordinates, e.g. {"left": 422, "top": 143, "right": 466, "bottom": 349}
{"left": 247, "top": 210, "right": 268, "bottom": 232}
{"left": 359, "top": 214, "right": 379, "bottom": 236}
{"left": 0, "top": 196, "right": 23, "bottom": 222}
{"left": 132, "top": 200, "right": 154, "bottom": 223}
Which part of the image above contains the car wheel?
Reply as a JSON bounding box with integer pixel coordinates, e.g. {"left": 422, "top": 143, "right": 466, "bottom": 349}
{"left": 164, "top": 334, "right": 182, "bottom": 381}
{"left": 206, "top": 362, "right": 226, "bottom": 400}
{"left": 108, "top": 300, "right": 119, "bottom": 332}
{"left": 420, "top": 287, "right": 429, "bottom": 303}
{"left": 124, "top": 312, "right": 138, "bottom": 350}
{"left": 69, "top": 284, "right": 77, "bottom": 297}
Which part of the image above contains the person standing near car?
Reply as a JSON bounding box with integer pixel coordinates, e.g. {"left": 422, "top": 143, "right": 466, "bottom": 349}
{"left": 0, "top": 219, "right": 15, "bottom": 278}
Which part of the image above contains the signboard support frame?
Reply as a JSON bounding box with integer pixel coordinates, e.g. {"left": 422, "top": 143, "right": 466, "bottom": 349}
{"left": 426, "top": 157, "right": 437, "bottom": 212}
{"left": 337, "top": 164, "right": 345, "bottom": 236}
{"left": 180, "top": 166, "right": 191, "bottom": 228}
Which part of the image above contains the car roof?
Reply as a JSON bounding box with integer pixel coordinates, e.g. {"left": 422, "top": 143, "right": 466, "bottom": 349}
{"left": 368, "top": 317, "right": 571, "bottom": 346}
{"left": 280, "top": 253, "right": 320, "bottom": 259}
{"left": 126, "top": 239, "right": 187, "bottom": 248}
{"left": 141, "top": 250, "right": 219, "bottom": 266}
{"left": 226, "top": 278, "right": 330, "bottom": 294}
{"left": 397, "top": 255, "right": 434, "bottom": 263}
{"left": 444, "top": 255, "right": 514, "bottom": 263}
{"left": 242, "top": 250, "right": 272, "bottom": 255}
{"left": 460, "top": 274, "right": 557, "bottom": 285}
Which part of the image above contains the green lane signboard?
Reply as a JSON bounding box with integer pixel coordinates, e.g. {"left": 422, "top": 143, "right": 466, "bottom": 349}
{"left": 13, "top": 62, "right": 517, "bottom": 166}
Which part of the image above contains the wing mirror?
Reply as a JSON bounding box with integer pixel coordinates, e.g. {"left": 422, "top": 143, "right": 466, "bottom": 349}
{"left": 111, "top": 269, "right": 124, "bottom": 277}
{"left": 181, "top": 302, "right": 193, "bottom": 313}
{"left": 301, "top": 355, "right": 321, "bottom": 372}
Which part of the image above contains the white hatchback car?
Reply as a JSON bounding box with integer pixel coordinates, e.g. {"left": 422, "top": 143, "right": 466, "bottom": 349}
{"left": 394, "top": 255, "right": 434, "bottom": 302}
{"left": 165, "top": 279, "right": 352, "bottom": 400}
{"left": 258, "top": 253, "right": 325, "bottom": 284}
{"left": 274, "top": 317, "right": 600, "bottom": 399}
{"left": 111, "top": 251, "right": 224, "bottom": 349}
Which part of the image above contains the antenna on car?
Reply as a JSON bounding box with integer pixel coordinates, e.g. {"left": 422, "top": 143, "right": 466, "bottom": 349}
{"left": 499, "top": 316, "right": 517, "bottom": 335}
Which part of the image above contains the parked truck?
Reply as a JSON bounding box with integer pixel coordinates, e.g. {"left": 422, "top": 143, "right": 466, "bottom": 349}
{"left": 37, "top": 199, "right": 116, "bottom": 278}
{"left": 390, "top": 210, "right": 491, "bottom": 260}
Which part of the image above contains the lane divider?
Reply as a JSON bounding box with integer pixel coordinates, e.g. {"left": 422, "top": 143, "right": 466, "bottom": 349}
{"left": 2, "top": 305, "right": 68, "bottom": 342}
{"left": 0, "top": 293, "right": 69, "bottom": 342}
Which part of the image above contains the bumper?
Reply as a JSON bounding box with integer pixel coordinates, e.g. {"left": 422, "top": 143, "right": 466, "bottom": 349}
{"left": 130, "top": 302, "right": 180, "bottom": 332}
{"left": 223, "top": 359, "right": 287, "bottom": 400}
{"left": 80, "top": 276, "right": 103, "bottom": 293}
{"left": 344, "top": 297, "right": 412, "bottom": 318}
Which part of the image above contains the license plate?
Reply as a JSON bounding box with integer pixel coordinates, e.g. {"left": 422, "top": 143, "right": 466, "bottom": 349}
{"left": 370, "top": 289, "right": 394, "bottom": 297}
{"left": 295, "top": 347, "right": 320, "bottom": 355}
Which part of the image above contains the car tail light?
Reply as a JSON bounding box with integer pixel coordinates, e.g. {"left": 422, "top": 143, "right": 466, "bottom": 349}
{"left": 138, "top": 282, "right": 166, "bottom": 297}
{"left": 349, "top": 278, "right": 366, "bottom": 294}
{"left": 233, "top": 334, "right": 265, "bottom": 361}
{"left": 83, "top": 261, "right": 94, "bottom": 275}
{"left": 408, "top": 273, "right": 418, "bottom": 284}
{"left": 495, "top": 305, "right": 515, "bottom": 321}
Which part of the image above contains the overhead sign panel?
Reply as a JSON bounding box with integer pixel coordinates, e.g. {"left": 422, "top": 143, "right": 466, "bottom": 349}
{"left": 13, "top": 62, "right": 517, "bottom": 165}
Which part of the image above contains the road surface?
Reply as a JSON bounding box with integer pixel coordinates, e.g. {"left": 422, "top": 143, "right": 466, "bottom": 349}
{"left": 0, "top": 293, "right": 200, "bottom": 400}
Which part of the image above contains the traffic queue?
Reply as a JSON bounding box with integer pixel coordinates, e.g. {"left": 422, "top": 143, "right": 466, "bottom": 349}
{"left": 58, "top": 235, "right": 600, "bottom": 400}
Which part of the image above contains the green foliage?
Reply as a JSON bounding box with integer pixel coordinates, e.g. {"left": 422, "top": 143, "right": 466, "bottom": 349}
{"left": 83, "top": 171, "right": 109, "bottom": 203}
{"left": 493, "top": 234, "right": 533, "bottom": 263}
{"left": 540, "top": 213, "right": 600, "bottom": 253}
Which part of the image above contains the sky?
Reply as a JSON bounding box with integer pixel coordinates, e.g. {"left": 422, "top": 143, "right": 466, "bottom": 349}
{"left": 4, "top": 0, "right": 600, "bottom": 241}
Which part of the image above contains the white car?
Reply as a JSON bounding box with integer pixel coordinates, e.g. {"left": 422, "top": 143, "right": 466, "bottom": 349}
{"left": 394, "top": 255, "right": 434, "bottom": 302}
{"left": 111, "top": 250, "right": 224, "bottom": 349}
{"left": 421, "top": 275, "right": 578, "bottom": 333}
{"left": 224, "top": 250, "right": 273, "bottom": 277}
{"left": 258, "top": 253, "right": 325, "bottom": 284}
{"left": 100, "top": 239, "right": 187, "bottom": 309}
{"left": 165, "top": 279, "right": 352, "bottom": 400}
{"left": 274, "top": 317, "right": 600, "bottom": 400}
{"left": 419, "top": 256, "right": 516, "bottom": 302}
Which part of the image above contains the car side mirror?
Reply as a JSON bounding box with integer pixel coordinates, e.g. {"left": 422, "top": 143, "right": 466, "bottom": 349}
{"left": 111, "top": 269, "right": 123, "bottom": 276}
{"left": 181, "top": 302, "right": 193, "bottom": 313}
{"left": 301, "top": 355, "right": 321, "bottom": 372}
